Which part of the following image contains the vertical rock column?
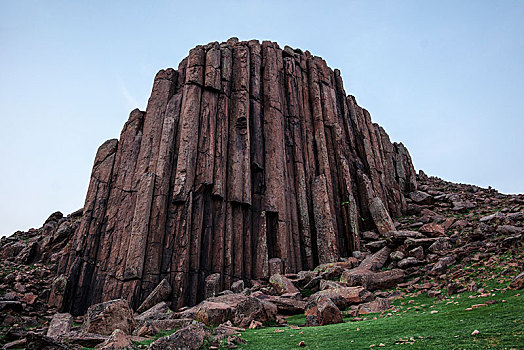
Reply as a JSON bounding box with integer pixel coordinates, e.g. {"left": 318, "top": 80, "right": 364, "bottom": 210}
{"left": 58, "top": 39, "right": 418, "bottom": 315}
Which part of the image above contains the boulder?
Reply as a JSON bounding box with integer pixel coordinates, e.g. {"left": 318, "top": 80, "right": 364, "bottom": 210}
{"left": 266, "top": 296, "right": 306, "bottom": 314}
{"left": 314, "top": 259, "right": 358, "bottom": 273}
{"left": 384, "top": 230, "right": 419, "bottom": 243}
{"left": 25, "top": 332, "right": 69, "bottom": 350}
{"left": 231, "top": 280, "right": 245, "bottom": 293}
{"left": 479, "top": 212, "right": 505, "bottom": 223}
{"left": 136, "top": 278, "right": 172, "bottom": 314}
{"left": 429, "top": 256, "right": 456, "bottom": 275}
{"left": 309, "top": 286, "right": 372, "bottom": 310}
{"left": 497, "top": 225, "right": 523, "bottom": 235}
{"left": 149, "top": 323, "right": 209, "bottom": 350}
{"left": 320, "top": 280, "right": 347, "bottom": 291}
{"left": 81, "top": 299, "right": 135, "bottom": 335}
{"left": 364, "top": 240, "right": 387, "bottom": 251}
{"left": 305, "top": 295, "right": 342, "bottom": 326}
{"left": 46, "top": 313, "right": 73, "bottom": 339}
{"left": 358, "top": 247, "right": 390, "bottom": 271}
{"left": 357, "top": 297, "right": 391, "bottom": 314}
{"left": 48, "top": 275, "right": 68, "bottom": 309}
{"left": 390, "top": 251, "right": 405, "bottom": 261}
{"left": 340, "top": 269, "right": 405, "bottom": 291}
{"left": 409, "top": 191, "right": 434, "bottom": 205}
{"left": 452, "top": 200, "right": 476, "bottom": 212}
{"left": 293, "top": 270, "right": 318, "bottom": 289}
{"left": 204, "top": 273, "right": 221, "bottom": 299}
{"left": 190, "top": 293, "right": 276, "bottom": 327}
{"left": 404, "top": 237, "right": 438, "bottom": 249}
{"left": 509, "top": 272, "right": 524, "bottom": 290}
{"left": 397, "top": 257, "right": 423, "bottom": 269}
{"left": 134, "top": 302, "right": 172, "bottom": 323}
{"left": 96, "top": 329, "right": 134, "bottom": 350}
{"left": 268, "top": 258, "right": 284, "bottom": 276}
{"left": 369, "top": 197, "right": 396, "bottom": 235}
{"left": 507, "top": 212, "right": 524, "bottom": 221}
{"left": 269, "top": 274, "right": 299, "bottom": 295}
{"left": 420, "top": 223, "right": 445, "bottom": 236}
{"left": 361, "top": 231, "right": 379, "bottom": 240}
{"left": 428, "top": 237, "right": 451, "bottom": 254}
{"left": 408, "top": 246, "right": 424, "bottom": 260}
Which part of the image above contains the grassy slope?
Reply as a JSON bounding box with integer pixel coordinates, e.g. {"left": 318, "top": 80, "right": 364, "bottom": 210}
{"left": 236, "top": 289, "right": 523, "bottom": 350}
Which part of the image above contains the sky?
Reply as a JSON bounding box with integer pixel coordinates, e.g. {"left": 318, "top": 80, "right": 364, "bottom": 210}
{"left": 1, "top": 0, "right": 523, "bottom": 237}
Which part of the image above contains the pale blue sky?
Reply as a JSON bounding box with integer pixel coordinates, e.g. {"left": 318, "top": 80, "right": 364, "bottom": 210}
{"left": 1, "top": 0, "right": 523, "bottom": 236}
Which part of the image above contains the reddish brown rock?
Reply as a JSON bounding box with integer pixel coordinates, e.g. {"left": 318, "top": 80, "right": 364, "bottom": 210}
{"left": 149, "top": 323, "right": 209, "bottom": 350}
{"left": 96, "top": 329, "right": 134, "bottom": 350}
{"left": 340, "top": 268, "right": 405, "bottom": 291}
{"left": 46, "top": 313, "right": 73, "bottom": 339}
{"left": 269, "top": 274, "right": 300, "bottom": 295}
{"left": 369, "top": 197, "right": 396, "bottom": 235}
{"left": 188, "top": 293, "right": 277, "bottom": 327}
{"left": 359, "top": 247, "right": 391, "bottom": 271}
{"left": 305, "top": 295, "right": 342, "bottom": 326}
{"left": 420, "top": 223, "right": 445, "bottom": 236}
{"left": 309, "top": 286, "right": 372, "bottom": 310}
{"left": 509, "top": 272, "right": 524, "bottom": 290}
{"left": 56, "top": 39, "right": 417, "bottom": 314}
{"left": 81, "top": 299, "right": 135, "bottom": 336}
{"left": 136, "top": 278, "right": 172, "bottom": 314}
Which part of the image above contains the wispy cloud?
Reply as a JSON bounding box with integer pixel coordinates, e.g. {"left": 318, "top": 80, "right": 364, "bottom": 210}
{"left": 117, "top": 77, "right": 139, "bottom": 110}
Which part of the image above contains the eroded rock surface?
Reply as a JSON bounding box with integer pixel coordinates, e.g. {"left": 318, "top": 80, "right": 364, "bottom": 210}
{"left": 54, "top": 38, "right": 417, "bottom": 314}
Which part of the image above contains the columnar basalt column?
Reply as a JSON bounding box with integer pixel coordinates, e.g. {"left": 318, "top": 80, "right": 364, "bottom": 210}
{"left": 58, "top": 39, "right": 417, "bottom": 315}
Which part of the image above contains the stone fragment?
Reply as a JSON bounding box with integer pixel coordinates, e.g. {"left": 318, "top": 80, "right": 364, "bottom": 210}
{"left": 309, "top": 286, "right": 372, "bottom": 310}
{"left": 497, "top": 225, "right": 523, "bottom": 235}
{"left": 135, "top": 301, "right": 170, "bottom": 320}
{"left": 430, "top": 256, "right": 456, "bottom": 275}
{"left": 305, "top": 295, "right": 342, "bottom": 326}
{"left": 149, "top": 323, "right": 208, "bottom": 350}
{"left": 269, "top": 274, "right": 300, "bottom": 295}
{"left": 205, "top": 273, "right": 221, "bottom": 299}
{"left": 47, "top": 313, "right": 73, "bottom": 339}
{"left": 231, "top": 280, "right": 245, "bottom": 293}
{"left": 340, "top": 269, "right": 405, "bottom": 291}
{"left": 479, "top": 212, "right": 505, "bottom": 223}
{"left": 26, "top": 332, "right": 69, "bottom": 350}
{"left": 359, "top": 247, "right": 391, "bottom": 271}
{"left": 428, "top": 237, "right": 451, "bottom": 254}
{"left": 96, "top": 329, "right": 134, "bottom": 350}
{"left": 390, "top": 251, "right": 405, "bottom": 261}
{"left": 404, "top": 237, "right": 439, "bottom": 248}
{"left": 509, "top": 271, "right": 524, "bottom": 290}
{"left": 136, "top": 278, "right": 172, "bottom": 314}
{"left": 365, "top": 240, "right": 387, "bottom": 251}
{"left": 369, "top": 197, "right": 396, "bottom": 235}
{"left": 357, "top": 297, "right": 390, "bottom": 314}
{"left": 362, "top": 231, "right": 379, "bottom": 240}
{"left": 420, "top": 223, "right": 445, "bottom": 236}
{"left": 189, "top": 293, "right": 276, "bottom": 327}
{"left": 268, "top": 258, "right": 284, "bottom": 276}
{"left": 507, "top": 212, "right": 524, "bottom": 221}
{"left": 409, "top": 246, "right": 424, "bottom": 260}
{"left": 408, "top": 191, "right": 434, "bottom": 205}
{"left": 397, "top": 257, "right": 423, "bottom": 269}
{"left": 81, "top": 299, "right": 135, "bottom": 336}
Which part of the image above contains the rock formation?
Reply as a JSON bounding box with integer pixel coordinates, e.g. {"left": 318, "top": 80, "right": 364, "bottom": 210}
{"left": 56, "top": 38, "right": 417, "bottom": 315}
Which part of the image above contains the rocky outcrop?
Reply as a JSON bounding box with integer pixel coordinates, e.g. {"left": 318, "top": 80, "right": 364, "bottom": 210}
{"left": 56, "top": 38, "right": 417, "bottom": 314}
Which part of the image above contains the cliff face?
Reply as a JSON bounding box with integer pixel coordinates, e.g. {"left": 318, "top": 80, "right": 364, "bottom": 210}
{"left": 57, "top": 38, "right": 417, "bottom": 315}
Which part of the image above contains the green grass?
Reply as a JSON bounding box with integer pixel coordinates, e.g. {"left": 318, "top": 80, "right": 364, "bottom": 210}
{"left": 234, "top": 289, "right": 523, "bottom": 349}
{"left": 132, "top": 328, "right": 179, "bottom": 347}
